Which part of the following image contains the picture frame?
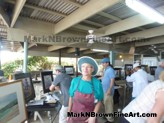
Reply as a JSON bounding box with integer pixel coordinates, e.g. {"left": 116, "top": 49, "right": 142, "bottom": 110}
{"left": 124, "top": 64, "right": 133, "bottom": 78}
{"left": 149, "top": 66, "right": 157, "bottom": 75}
{"left": 0, "top": 80, "right": 27, "bottom": 123}
{"left": 114, "top": 68, "right": 122, "bottom": 80}
{"left": 141, "top": 65, "right": 148, "bottom": 72}
{"left": 64, "top": 66, "right": 74, "bottom": 75}
{"left": 13, "top": 73, "right": 36, "bottom": 103}
{"left": 40, "top": 71, "right": 53, "bottom": 93}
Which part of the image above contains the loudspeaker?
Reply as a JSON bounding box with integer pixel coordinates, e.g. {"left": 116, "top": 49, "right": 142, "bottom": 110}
{"left": 161, "top": 52, "right": 164, "bottom": 59}
{"left": 20, "top": 42, "right": 24, "bottom": 48}
{"left": 75, "top": 48, "right": 80, "bottom": 56}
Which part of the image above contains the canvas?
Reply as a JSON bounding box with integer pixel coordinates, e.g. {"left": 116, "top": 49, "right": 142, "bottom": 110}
{"left": 0, "top": 80, "right": 27, "bottom": 123}
{"left": 41, "top": 71, "right": 53, "bottom": 93}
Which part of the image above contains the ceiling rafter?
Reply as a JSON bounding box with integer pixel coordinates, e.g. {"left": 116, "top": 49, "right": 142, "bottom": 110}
{"left": 6, "top": 0, "right": 67, "bottom": 17}
{"left": 64, "top": 0, "right": 82, "bottom": 7}
{"left": 17, "top": 42, "right": 37, "bottom": 52}
{"left": 116, "top": 25, "right": 164, "bottom": 43}
{"left": 73, "top": 24, "right": 97, "bottom": 31}
{"left": 10, "top": 0, "right": 26, "bottom": 27}
{"left": 0, "top": 25, "right": 7, "bottom": 29}
{"left": 135, "top": 36, "right": 164, "bottom": 47}
{"left": 82, "top": 50, "right": 94, "bottom": 55}
{"left": 83, "top": 20, "right": 104, "bottom": 27}
{"left": 54, "top": 0, "right": 121, "bottom": 34}
{"left": 48, "top": 45, "right": 66, "bottom": 52}
{"left": 0, "top": 8, "right": 10, "bottom": 27}
{"left": 66, "top": 47, "right": 88, "bottom": 53}
{"left": 96, "top": 14, "right": 155, "bottom": 37}
{"left": 138, "top": 27, "right": 145, "bottom": 31}
{"left": 98, "top": 11, "right": 121, "bottom": 21}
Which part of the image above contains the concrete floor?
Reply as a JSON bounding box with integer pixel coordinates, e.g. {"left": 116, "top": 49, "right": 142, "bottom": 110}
{"left": 27, "top": 82, "right": 132, "bottom": 123}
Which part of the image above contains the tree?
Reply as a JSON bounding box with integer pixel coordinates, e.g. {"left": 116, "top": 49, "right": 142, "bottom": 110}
{"left": 2, "top": 56, "right": 54, "bottom": 78}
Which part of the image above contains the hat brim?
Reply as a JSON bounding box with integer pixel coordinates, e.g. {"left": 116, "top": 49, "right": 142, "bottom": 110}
{"left": 78, "top": 56, "right": 98, "bottom": 76}
{"left": 133, "top": 65, "right": 141, "bottom": 69}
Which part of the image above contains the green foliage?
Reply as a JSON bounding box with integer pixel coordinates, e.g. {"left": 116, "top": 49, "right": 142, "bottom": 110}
{"left": 2, "top": 56, "right": 54, "bottom": 78}
{"left": 2, "top": 59, "right": 23, "bottom": 78}
{"left": 28, "top": 56, "right": 53, "bottom": 71}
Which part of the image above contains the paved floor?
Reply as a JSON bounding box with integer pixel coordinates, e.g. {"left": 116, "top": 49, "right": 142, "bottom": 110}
{"left": 27, "top": 82, "right": 132, "bottom": 123}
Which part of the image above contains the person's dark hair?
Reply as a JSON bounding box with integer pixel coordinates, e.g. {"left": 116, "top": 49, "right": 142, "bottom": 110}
{"left": 108, "top": 62, "right": 114, "bottom": 68}
{"left": 137, "top": 66, "right": 141, "bottom": 69}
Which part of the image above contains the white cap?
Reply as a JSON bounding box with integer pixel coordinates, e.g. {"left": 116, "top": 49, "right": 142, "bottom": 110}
{"left": 54, "top": 65, "right": 64, "bottom": 70}
{"left": 133, "top": 63, "right": 140, "bottom": 69}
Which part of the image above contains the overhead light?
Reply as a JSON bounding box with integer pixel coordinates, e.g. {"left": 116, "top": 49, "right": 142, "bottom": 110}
{"left": 92, "top": 49, "right": 109, "bottom": 53}
{"left": 125, "top": 0, "right": 164, "bottom": 24}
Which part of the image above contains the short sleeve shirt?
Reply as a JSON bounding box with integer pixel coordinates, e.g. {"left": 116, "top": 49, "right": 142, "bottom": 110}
{"left": 69, "top": 76, "right": 104, "bottom": 101}
{"left": 102, "top": 66, "right": 115, "bottom": 95}
{"left": 53, "top": 73, "right": 72, "bottom": 106}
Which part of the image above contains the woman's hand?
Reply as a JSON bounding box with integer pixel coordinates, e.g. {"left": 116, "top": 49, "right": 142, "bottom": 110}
{"left": 85, "top": 117, "right": 96, "bottom": 123}
{"left": 106, "top": 90, "right": 111, "bottom": 96}
{"left": 66, "top": 117, "right": 70, "bottom": 122}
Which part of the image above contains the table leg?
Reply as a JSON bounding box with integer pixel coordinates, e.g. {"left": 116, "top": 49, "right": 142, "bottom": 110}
{"left": 47, "top": 111, "right": 53, "bottom": 123}
{"left": 34, "top": 111, "right": 44, "bottom": 123}
{"left": 123, "top": 85, "right": 127, "bottom": 108}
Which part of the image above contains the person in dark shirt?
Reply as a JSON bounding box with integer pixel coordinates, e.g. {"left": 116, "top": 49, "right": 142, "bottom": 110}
{"left": 155, "top": 60, "right": 164, "bottom": 80}
{"left": 49, "top": 65, "right": 72, "bottom": 123}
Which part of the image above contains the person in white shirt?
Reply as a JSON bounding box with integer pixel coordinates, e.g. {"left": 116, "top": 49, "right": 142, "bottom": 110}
{"left": 121, "top": 71, "right": 164, "bottom": 123}
{"left": 126, "top": 63, "right": 149, "bottom": 99}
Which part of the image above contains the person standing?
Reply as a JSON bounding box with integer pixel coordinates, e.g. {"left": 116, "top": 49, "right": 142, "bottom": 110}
{"left": 67, "top": 56, "right": 104, "bottom": 123}
{"left": 126, "top": 63, "right": 149, "bottom": 99}
{"left": 155, "top": 60, "right": 164, "bottom": 80}
{"left": 49, "top": 65, "right": 72, "bottom": 123}
{"left": 101, "top": 58, "right": 115, "bottom": 123}
{"left": 121, "top": 71, "right": 164, "bottom": 123}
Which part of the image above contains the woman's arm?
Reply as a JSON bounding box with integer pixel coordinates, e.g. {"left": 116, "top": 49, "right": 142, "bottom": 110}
{"left": 93, "top": 101, "right": 102, "bottom": 113}
{"left": 107, "top": 78, "right": 114, "bottom": 95}
{"left": 147, "top": 90, "right": 164, "bottom": 123}
{"left": 68, "top": 97, "right": 73, "bottom": 112}
{"left": 126, "top": 73, "right": 135, "bottom": 82}
{"left": 67, "top": 97, "right": 73, "bottom": 121}
{"left": 85, "top": 101, "right": 102, "bottom": 123}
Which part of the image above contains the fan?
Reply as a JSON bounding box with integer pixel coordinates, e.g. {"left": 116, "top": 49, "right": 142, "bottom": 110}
{"left": 86, "top": 30, "right": 112, "bottom": 47}
{"left": 139, "top": 45, "right": 164, "bottom": 54}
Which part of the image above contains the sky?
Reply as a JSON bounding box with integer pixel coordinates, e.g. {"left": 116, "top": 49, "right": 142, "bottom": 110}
{"left": 1, "top": 51, "right": 24, "bottom": 64}
{"left": 0, "top": 51, "right": 76, "bottom": 66}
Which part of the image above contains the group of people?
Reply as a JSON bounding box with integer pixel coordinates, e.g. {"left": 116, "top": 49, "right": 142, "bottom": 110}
{"left": 49, "top": 56, "right": 164, "bottom": 123}
{"left": 122, "top": 60, "right": 164, "bottom": 123}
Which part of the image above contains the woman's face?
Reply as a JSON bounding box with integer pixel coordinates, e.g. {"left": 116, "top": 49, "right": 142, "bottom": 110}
{"left": 81, "top": 63, "right": 94, "bottom": 76}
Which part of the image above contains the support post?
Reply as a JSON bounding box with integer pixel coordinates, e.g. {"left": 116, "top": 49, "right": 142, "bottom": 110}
{"left": 109, "top": 51, "right": 115, "bottom": 66}
{"left": 23, "top": 40, "right": 28, "bottom": 73}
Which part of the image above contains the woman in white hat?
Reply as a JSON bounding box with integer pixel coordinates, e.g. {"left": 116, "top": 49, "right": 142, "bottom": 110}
{"left": 67, "top": 56, "right": 104, "bottom": 123}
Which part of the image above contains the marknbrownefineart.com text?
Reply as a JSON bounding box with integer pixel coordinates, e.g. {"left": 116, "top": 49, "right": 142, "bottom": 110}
{"left": 67, "top": 112, "right": 157, "bottom": 118}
